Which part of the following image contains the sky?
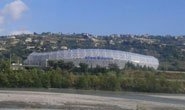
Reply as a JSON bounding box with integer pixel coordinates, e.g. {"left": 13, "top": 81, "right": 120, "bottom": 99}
{"left": 0, "top": 0, "right": 185, "bottom": 36}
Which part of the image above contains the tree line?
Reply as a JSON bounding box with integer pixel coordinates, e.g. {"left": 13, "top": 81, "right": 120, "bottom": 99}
{"left": 0, "top": 60, "right": 185, "bottom": 93}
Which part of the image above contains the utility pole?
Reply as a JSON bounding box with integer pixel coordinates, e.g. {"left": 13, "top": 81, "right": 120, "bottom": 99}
{"left": 165, "top": 57, "right": 167, "bottom": 71}
{"left": 9, "top": 53, "right": 11, "bottom": 69}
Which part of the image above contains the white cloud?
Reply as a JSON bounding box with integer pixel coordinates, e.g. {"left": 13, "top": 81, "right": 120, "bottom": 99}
{"left": 11, "top": 29, "right": 32, "bottom": 35}
{"left": 0, "top": 0, "right": 30, "bottom": 35}
{"left": 2, "top": 0, "right": 28, "bottom": 20}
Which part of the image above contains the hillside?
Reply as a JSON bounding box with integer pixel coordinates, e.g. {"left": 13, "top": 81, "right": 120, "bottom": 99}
{"left": 1, "top": 33, "right": 185, "bottom": 71}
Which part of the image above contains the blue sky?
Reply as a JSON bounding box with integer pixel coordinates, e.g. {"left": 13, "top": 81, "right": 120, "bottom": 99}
{"left": 0, "top": 0, "right": 185, "bottom": 35}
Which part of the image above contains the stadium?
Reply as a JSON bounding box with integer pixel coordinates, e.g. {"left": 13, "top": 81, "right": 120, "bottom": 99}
{"left": 24, "top": 49, "right": 159, "bottom": 69}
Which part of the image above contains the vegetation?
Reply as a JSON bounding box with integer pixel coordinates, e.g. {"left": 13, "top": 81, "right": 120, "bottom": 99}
{"left": 0, "top": 60, "right": 185, "bottom": 93}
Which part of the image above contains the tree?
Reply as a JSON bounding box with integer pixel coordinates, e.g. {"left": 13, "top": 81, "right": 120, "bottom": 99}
{"left": 108, "top": 63, "right": 119, "bottom": 72}
{"left": 76, "top": 76, "right": 89, "bottom": 89}
{"left": 100, "top": 74, "right": 121, "bottom": 91}
{"left": 30, "top": 69, "right": 42, "bottom": 88}
{"left": 79, "top": 63, "right": 88, "bottom": 73}
{"left": 88, "top": 75, "right": 100, "bottom": 90}
{"left": 48, "top": 60, "right": 58, "bottom": 69}
{"left": 63, "top": 62, "right": 75, "bottom": 71}
{"left": 92, "top": 65, "right": 107, "bottom": 74}
{"left": 0, "top": 60, "right": 11, "bottom": 73}
{"left": 50, "top": 72, "right": 62, "bottom": 88}
{"left": 0, "top": 73, "right": 9, "bottom": 87}
{"left": 41, "top": 72, "right": 51, "bottom": 88}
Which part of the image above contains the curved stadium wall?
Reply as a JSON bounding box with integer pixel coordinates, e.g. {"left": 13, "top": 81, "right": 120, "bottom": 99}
{"left": 24, "top": 49, "right": 159, "bottom": 69}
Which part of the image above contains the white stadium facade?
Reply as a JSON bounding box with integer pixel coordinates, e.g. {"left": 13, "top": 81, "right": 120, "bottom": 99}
{"left": 24, "top": 49, "right": 159, "bottom": 69}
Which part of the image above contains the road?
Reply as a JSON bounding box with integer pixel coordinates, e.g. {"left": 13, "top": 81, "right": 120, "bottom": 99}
{"left": 0, "top": 88, "right": 184, "bottom": 110}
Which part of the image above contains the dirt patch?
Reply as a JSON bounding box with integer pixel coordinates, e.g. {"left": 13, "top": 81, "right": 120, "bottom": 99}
{"left": 137, "top": 104, "right": 185, "bottom": 110}
{"left": 0, "top": 90, "right": 184, "bottom": 110}
{"left": 0, "top": 101, "right": 131, "bottom": 110}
